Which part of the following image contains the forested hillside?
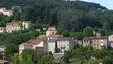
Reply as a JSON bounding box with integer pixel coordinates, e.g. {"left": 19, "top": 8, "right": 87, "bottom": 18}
{"left": 0, "top": 0, "right": 113, "bottom": 33}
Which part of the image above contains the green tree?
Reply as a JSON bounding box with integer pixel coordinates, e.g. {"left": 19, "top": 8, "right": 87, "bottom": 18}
{"left": 63, "top": 51, "right": 72, "bottom": 63}
{"left": 83, "top": 26, "right": 93, "bottom": 37}
{"left": 21, "top": 53, "right": 34, "bottom": 64}
{"left": 103, "top": 56, "right": 113, "bottom": 64}
{"left": 5, "top": 44, "right": 18, "bottom": 60}
{"left": 61, "top": 30, "right": 70, "bottom": 37}
{"left": 11, "top": 53, "right": 20, "bottom": 64}
{"left": 102, "top": 22, "right": 110, "bottom": 31}
{"left": 39, "top": 55, "right": 54, "bottom": 64}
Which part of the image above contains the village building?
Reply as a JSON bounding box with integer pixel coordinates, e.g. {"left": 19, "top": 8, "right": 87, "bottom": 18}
{"left": 108, "top": 35, "right": 113, "bottom": 48}
{"left": 91, "top": 37, "right": 107, "bottom": 49}
{"left": 0, "top": 45, "right": 6, "bottom": 52}
{"left": 57, "top": 37, "right": 75, "bottom": 53}
{"left": 22, "top": 21, "right": 30, "bottom": 30}
{"left": 83, "top": 37, "right": 91, "bottom": 47}
{"left": 83, "top": 37, "right": 107, "bottom": 49}
{"left": 19, "top": 39, "right": 48, "bottom": 54}
{"left": 48, "top": 37, "right": 75, "bottom": 53}
{"left": 48, "top": 39, "right": 57, "bottom": 53}
{"left": 0, "top": 27, "right": 5, "bottom": 33}
{"left": 6, "top": 23, "right": 21, "bottom": 33}
{"left": 46, "top": 27, "right": 57, "bottom": 36}
{"left": 0, "top": 8, "right": 13, "bottom": 17}
{"left": 77, "top": 40, "right": 83, "bottom": 45}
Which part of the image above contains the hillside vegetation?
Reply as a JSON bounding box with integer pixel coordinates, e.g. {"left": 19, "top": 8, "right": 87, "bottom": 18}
{"left": 0, "top": 0, "right": 113, "bottom": 33}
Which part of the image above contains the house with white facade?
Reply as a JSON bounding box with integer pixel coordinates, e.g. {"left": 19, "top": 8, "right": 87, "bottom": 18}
{"left": 0, "top": 45, "right": 6, "bottom": 52}
{"left": 46, "top": 27, "right": 57, "bottom": 36}
{"left": 48, "top": 39, "right": 57, "bottom": 53}
{"left": 0, "top": 8, "right": 13, "bottom": 17}
{"left": 22, "top": 21, "right": 30, "bottom": 30}
{"left": 48, "top": 37, "right": 75, "bottom": 53}
{"left": 57, "top": 37, "right": 75, "bottom": 53}
{"left": 19, "top": 39, "right": 48, "bottom": 54}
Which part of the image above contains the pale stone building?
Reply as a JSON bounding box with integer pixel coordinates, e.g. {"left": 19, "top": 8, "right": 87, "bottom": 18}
{"left": 46, "top": 27, "right": 57, "bottom": 36}
{"left": 6, "top": 24, "right": 21, "bottom": 33}
{"left": 0, "top": 8, "right": 13, "bottom": 17}
{"left": 22, "top": 21, "right": 30, "bottom": 30}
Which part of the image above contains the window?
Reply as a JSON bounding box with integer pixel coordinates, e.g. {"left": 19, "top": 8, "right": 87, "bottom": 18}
{"left": 67, "top": 44, "right": 69, "bottom": 46}
{"left": 59, "top": 44, "right": 60, "bottom": 47}
{"left": 94, "top": 44, "right": 96, "bottom": 46}
{"left": 63, "top": 44, "right": 65, "bottom": 47}
{"left": 101, "top": 40, "right": 103, "bottom": 42}
{"left": 97, "top": 44, "right": 99, "bottom": 46}
{"left": 94, "top": 40, "right": 95, "bottom": 42}
{"left": 61, "top": 44, "right": 62, "bottom": 47}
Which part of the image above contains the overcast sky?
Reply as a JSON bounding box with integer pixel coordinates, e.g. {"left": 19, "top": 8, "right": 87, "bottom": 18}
{"left": 82, "top": 0, "right": 113, "bottom": 9}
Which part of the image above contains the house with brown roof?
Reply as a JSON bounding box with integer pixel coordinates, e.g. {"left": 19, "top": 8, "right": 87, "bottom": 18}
{"left": 19, "top": 39, "right": 48, "bottom": 54}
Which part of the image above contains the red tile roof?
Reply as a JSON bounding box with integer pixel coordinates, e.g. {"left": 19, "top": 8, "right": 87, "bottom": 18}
{"left": 20, "top": 39, "right": 43, "bottom": 47}
{"left": 0, "top": 8, "right": 12, "bottom": 12}
{"left": 19, "top": 43, "right": 31, "bottom": 46}
{"left": 6, "top": 24, "right": 21, "bottom": 27}
{"left": 28, "top": 39, "right": 42, "bottom": 45}
{"left": 48, "top": 34, "right": 62, "bottom": 38}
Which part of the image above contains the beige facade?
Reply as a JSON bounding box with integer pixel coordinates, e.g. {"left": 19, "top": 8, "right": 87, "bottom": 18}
{"left": 46, "top": 27, "right": 57, "bottom": 36}
{"left": 91, "top": 38, "right": 107, "bottom": 49}
{"left": 83, "top": 37, "right": 91, "bottom": 47}
{"left": 83, "top": 37, "right": 107, "bottom": 49}
{"left": 108, "top": 35, "right": 113, "bottom": 42}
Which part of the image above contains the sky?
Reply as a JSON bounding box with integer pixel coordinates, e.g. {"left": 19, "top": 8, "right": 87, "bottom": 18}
{"left": 82, "top": 0, "right": 113, "bottom": 9}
